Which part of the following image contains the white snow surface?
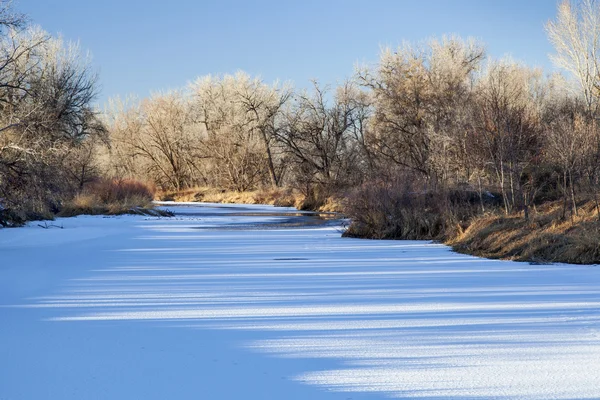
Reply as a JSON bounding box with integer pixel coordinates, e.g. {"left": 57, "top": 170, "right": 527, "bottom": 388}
{"left": 1, "top": 203, "right": 600, "bottom": 399}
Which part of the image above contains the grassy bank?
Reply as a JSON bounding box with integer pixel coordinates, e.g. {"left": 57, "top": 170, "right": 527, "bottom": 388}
{"left": 449, "top": 201, "right": 600, "bottom": 264}
{"left": 57, "top": 181, "right": 600, "bottom": 265}
{"left": 59, "top": 179, "right": 172, "bottom": 218}
{"left": 340, "top": 181, "right": 600, "bottom": 265}
{"left": 158, "top": 186, "right": 345, "bottom": 213}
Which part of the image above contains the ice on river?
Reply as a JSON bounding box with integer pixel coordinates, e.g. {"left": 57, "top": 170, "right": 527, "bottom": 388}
{"left": 1, "top": 203, "right": 599, "bottom": 399}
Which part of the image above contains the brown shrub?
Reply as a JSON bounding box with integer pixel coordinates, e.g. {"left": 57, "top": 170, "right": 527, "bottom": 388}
{"left": 450, "top": 200, "right": 600, "bottom": 264}
{"left": 87, "top": 178, "right": 155, "bottom": 204}
{"left": 59, "top": 178, "right": 157, "bottom": 217}
{"left": 342, "top": 177, "right": 486, "bottom": 240}
{"left": 157, "top": 186, "right": 308, "bottom": 208}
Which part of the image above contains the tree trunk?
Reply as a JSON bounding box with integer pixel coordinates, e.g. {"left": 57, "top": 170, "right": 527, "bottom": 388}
{"left": 260, "top": 129, "right": 278, "bottom": 187}
{"left": 569, "top": 169, "right": 578, "bottom": 216}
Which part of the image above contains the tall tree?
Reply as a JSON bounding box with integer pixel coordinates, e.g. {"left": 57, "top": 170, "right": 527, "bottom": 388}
{"left": 1, "top": 4, "right": 104, "bottom": 221}
{"left": 358, "top": 36, "right": 485, "bottom": 186}
{"left": 546, "top": 0, "right": 600, "bottom": 116}
{"left": 189, "top": 73, "right": 289, "bottom": 191}
{"left": 471, "top": 61, "right": 545, "bottom": 217}
{"left": 277, "top": 81, "right": 369, "bottom": 192}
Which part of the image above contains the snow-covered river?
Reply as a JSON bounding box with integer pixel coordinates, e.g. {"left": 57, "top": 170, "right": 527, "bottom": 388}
{"left": 1, "top": 203, "right": 599, "bottom": 399}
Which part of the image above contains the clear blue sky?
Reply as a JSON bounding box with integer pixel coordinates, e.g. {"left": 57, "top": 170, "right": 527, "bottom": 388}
{"left": 17, "top": 0, "right": 561, "bottom": 106}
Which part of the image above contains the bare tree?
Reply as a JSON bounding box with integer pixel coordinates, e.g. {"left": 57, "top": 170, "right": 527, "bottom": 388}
{"left": 189, "top": 73, "right": 288, "bottom": 191}
{"left": 358, "top": 36, "right": 485, "bottom": 187}
{"left": 103, "top": 97, "right": 146, "bottom": 180}
{"left": 0, "top": 0, "right": 24, "bottom": 33}
{"left": 234, "top": 73, "right": 292, "bottom": 187}
{"left": 357, "top": 43, "right": 432, "bottom": 179}
{"left": 544, "top": 95, "right": 591, "bottom": 217}
{"left": 546, "top": 0, "right": 600, "bottom": 116}
{"left": 471, "top": 60, "right": 545, "bottom": 217}
{"left": 547, "top": 0, "right": 600, "bottom": 215}
{"left": 277, "top": 81, "right": 369, "bottom": 193}
{"left": 106, "top": 93, "right": 198, "bottom": 191}
{"left": 0, "top": 18, "right": 104, "bottom": 220}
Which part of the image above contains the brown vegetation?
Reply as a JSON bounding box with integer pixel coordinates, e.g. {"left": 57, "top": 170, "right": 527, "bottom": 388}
{"left": 59, "top": 179, "right": 167, "bottom": 217}
{"left": 342, "top": 174, "right": 496, "bottom": 240}
{"left": 450, "top": 201, "right": 600, "bottom": 264}
{"left": 159, "top": 186, "right": 344, "bottom": 212}
{"left": 343, "top": 178, "right": 600, "bottom": 264}
{"left": 0, "top": 3, "right": 105, "bottom": 226}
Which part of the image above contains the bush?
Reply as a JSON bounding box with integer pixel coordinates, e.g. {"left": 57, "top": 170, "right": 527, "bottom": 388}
{"left": 0, "top": 208, "right": 26, "bottom": 228}
{"left": 342, "top": 176, "right": 490, "bottom": 240}
{"left": 59, "top": 178, "right": 157, "bottom": 217}
{"left": 88, "top": 178, "right": 155, "bottom": 204}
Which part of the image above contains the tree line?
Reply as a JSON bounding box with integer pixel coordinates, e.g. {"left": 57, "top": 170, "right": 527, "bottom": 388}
{"left": 2, "top": 0, "right": 600, "bottom": 227}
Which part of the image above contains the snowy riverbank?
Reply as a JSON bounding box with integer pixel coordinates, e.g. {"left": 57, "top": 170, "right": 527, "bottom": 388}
{"left": 1, "top": 203, "right": 599, "bottom": 399}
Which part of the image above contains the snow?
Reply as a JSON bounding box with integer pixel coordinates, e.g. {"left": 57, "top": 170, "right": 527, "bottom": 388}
{"left": 1, "top": 203, "right": 599, "bottom": 399}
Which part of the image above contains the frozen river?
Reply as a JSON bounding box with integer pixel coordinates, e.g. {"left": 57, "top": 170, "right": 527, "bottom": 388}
{"left": 1, "top": 203, "right": 600, "bottom": 399}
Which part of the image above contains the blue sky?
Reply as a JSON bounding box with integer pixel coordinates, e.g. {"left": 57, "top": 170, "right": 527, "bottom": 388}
{"left": 17, "top": 0, "right": 560, "bottom": 106}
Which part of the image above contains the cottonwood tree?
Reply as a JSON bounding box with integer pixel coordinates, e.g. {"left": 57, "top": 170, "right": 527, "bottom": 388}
{"left": 277, "top": 81, "right": 370, "bottom": 194}
{"left": 140, "top": 94, "right": 198, "bottom": 190}
{"left": 426, "top": 37, "right": 485, "bottom": 184}
{"left": 358, "top": 37, "right": 485, "bottom": 188}
{"left": 234, "top": 73, "right": 291, "bottom": 187}
{"left": 189, "top": 73, "right": 289, "bottom": 191}
{"left": 471, "top": 61, "right": 545, "bottom": 217}
{"left": 0, "top": 14, "right": 104, "bottom": 219}
{"left": 106, "top": 73, "right": 290, "bottom": 193}
{"left": 106, "top": 93, "right": 198, "bottom": 191}
{"left": 103, "top": 97, "right": 146, "bottom": 180}
{"left": 547, "top": 0, "right": 600, "bottom": 213}
{"left": 544, "top": 95, "right": 591, "bottom": 216}
{"left": 546, "top": 0, "right": 600, "bottom": 116}
{"left": 358, "top": 44, "right": 431, "bottom": 179}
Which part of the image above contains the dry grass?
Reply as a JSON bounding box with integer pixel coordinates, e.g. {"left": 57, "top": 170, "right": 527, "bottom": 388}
{"left": 449, "top": 201, "right": 600, "bottom": 264}
{"left": 341, "top": 179, "right": 600, "bottom": 264}
{"left": 158, "top": 186, "right": 345, "bottom": 212}
{"left": 59, "top": 179, "right": 169, "bottom": 217}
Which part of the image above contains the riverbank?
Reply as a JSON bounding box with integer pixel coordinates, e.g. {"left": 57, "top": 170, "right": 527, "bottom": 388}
{"left": 449, "top": 201, "right": 600, "bottom": 265}
{"left": 158, "top": 186, "right": 344, "bottom": 213}
{"left": 160, "top": 187, "right": 600, "bottom": 265}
